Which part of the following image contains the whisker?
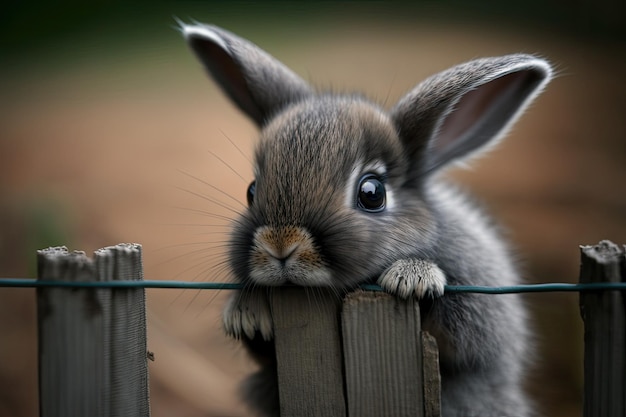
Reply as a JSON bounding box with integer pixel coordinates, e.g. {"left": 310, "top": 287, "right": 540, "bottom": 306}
{"left": 183, "top": 289, "right": 203, "bottom": 313}
{"left": 177, "top": 250, "right": 233, "bottom": 284}
{"left": 194, "top": 285, "right": 227, "bottom": 320}
{"left": 194, "top": 229, "right": 231, "bottom": 236}
{"left": 207, "top": 149, "right": 248, "bottom": 183}
{"left": 157, "top": 222, "right": 230, "bottom": 228}
{"left": 190, "top": 255, "right": 226, "bottom": 280}
{"left": 382, "top": 71, "right": 397, "bottom": 108}
{"left": 170, "top": 206, "right": 233, "bottom": 222}
{"left": 177, "top": 168, "right": 246, "bottom": 209}
{"left": 174, "top": 186, "right": 241, "bottom": 215}
{"left": 208, "top": 259, "right": 234, "bottom": 281}
{"left": 153, "top": 240, "right": 228, "bottom": 252}
{"left": 165, "top": 249, "right": 229, "bottom": 309}
{"left": 153, "top": 244, "right": 225, "bottom": 268}
{"left": 219, "top": 129, "right": 253, "bottom": 166}
{"left": 186, "top": 261, "right": 236, "bottom": 318}
{"left": 165, "top": 205, "right": 243, "bottom": 227}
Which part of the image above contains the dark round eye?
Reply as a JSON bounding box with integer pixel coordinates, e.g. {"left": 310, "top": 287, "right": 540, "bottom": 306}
{"left": 357, "top": 174, "right": 386, "bottom": 212}
{"left": 246, "top": 181, "right": 256, "bottom": 206}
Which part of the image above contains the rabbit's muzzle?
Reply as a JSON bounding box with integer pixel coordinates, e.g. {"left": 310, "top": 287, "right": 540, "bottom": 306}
{"left": 249, "top": 225, "right": 333, "bottom": 286}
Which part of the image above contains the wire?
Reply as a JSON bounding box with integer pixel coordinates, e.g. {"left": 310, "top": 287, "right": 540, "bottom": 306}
{"left": 1, "top": 278, "right": 625, "bottom": 293}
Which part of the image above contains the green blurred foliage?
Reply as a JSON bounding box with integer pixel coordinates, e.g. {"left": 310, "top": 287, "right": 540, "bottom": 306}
{"left": 1, "top": 0, "right": 623, "bottom": 60}
{"left": 24, "top": 200, "right": 73, "bottom": 276}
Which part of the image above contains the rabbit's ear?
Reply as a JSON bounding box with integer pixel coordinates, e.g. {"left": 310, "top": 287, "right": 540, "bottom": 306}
{"left": 392, "top": 54, "right": 552, "bottom": 178}
{"left": 182, "top": 23, "right": 313, "bottom": 126}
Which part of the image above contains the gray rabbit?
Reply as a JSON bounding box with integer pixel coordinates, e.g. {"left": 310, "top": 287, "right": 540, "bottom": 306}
{"left": 181, "top": 23, "right": 552, "bottom": 417}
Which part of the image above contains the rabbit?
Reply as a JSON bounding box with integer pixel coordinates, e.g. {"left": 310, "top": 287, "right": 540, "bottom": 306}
{"left": 181, "top": 22, "right": 552, "bottom": 417}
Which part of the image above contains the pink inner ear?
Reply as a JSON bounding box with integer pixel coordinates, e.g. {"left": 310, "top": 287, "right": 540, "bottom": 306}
{"left": 434, "top": 71, "right": 531, "bottom": 155}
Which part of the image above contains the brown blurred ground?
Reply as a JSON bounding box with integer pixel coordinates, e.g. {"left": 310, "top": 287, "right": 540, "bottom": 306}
{"left": 1, "top": 10, "right": 625, "bottom": 417}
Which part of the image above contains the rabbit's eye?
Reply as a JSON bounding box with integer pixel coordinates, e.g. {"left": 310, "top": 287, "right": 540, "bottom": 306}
{"left": 357, "top": 174, "right": 386, "bottom": 213}
{"left": 247, "top": 181, "right": 256, "bottom": 206}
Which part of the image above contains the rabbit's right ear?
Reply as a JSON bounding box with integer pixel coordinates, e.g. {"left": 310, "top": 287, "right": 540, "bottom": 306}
{"left": 392, "top": 54, "right": 552, "bottom": 181}
{"left": 181, "top": 23, "right": 313, "bottom": 126}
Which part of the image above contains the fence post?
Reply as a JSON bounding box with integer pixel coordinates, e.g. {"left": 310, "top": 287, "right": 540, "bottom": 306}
{"left": 343, "top": 291, "right": 426, "bottom": 417}
{"left": 271, "top": 288, "right": 441, "bottom": 417}
{"left": 270, "top": 288, "right": 346, "bottom": 417}
{"left": 37, "top": 244, "right": 150, "bottom": 417}
{"left": 579, "top": 240, "right": 626, "bottom": 417}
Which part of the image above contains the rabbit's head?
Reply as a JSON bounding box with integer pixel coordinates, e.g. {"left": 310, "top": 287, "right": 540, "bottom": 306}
{"left": 182, "top": 24, "right": 552, "bottom": 291}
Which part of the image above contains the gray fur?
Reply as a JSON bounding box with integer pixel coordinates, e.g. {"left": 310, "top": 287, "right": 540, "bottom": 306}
{"left": 182, "top": 22, "right": 552, "bottom": 417}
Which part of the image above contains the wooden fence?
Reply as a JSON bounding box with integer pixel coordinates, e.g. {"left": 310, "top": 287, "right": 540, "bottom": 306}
{"left": 579, "top": 241, "right": 626, "bottom": 416}
{"left": 34, "top": 241, "right": 625, "bottom": 417}
{"left": 270, "top": 288, "right": 440, "bottom": 417}
{"left": 37, "top": 244, "right": 149, "bottom": 417}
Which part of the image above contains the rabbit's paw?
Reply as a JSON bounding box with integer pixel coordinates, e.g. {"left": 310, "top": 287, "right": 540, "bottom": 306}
{"left": 378, "top": 259, "right": 446, "bottom": 299}
{"left": 223, "top": 290, "right": 273, "bottom": 341}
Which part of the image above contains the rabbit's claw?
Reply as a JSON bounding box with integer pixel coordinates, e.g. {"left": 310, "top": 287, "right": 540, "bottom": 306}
{"left": 378, "top": 259, "right": 446, "bottom": 299}
{"left": 223, "top": 290, "right": 273, "bottom": 341}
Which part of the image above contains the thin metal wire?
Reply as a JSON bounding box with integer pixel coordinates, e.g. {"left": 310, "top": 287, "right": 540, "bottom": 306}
{"left": 1, "top": 278, "right": 625, "bottom": 293}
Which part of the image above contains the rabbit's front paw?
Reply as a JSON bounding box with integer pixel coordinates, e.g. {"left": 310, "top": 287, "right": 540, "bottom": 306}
{"left": 378, "top": 259, "right": 446, "bottom": 299}
{"left": 223, "top": 290, "right": 273, "bottom": 341}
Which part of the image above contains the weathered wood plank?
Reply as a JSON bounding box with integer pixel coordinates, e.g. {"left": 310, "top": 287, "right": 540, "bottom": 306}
{"left": 579, "top": 240, "right": 626, "bottom": 417}
{"left": 38, "top": 247, "right": 105, "bottom": 417}
{"left": 95, "top": 243, "right": 150, "bottom": 417}
{"left": 421, "top": 332, "right": 441, "bottom": 417}
{"left": 342, "top": 291, "right": 424, "bottom": 417}
{"left": 37, "top": 244, "right": 149, "bottom": 417}
{"left": 270, "top": 288, "right": 346, "bottom": 417}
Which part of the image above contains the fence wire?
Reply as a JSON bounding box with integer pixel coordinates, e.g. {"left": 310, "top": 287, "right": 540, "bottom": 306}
{"left": 0, "top": 278, "right": 625, "bottom": 294}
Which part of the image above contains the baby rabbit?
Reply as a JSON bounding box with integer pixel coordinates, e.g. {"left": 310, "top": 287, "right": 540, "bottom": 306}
{"left": 182, "top": 23, "right": 552, "bottom": 417}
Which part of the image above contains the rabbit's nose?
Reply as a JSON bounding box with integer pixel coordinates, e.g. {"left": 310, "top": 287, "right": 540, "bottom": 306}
{"left": 250, "top": 225, "right": 332, "bottom": 286}
{"left": 266, "top": 243, "right": 300, "bottom": 264}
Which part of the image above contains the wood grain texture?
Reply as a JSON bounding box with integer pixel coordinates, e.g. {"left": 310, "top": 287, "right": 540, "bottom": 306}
{"left": 341, "top": 291, "right": 424, "bottom": 417}
{"left": 579, "top": 240, "right": 626, "bottom": 417}
{"left": 271, "top": 287, "right": 346, "bottom": 417}
{"left": 95, "top": 244, "right": 150, "bottom": 417}
{"left": 37, "top": 244, "right": 149, "bottom": 417}
{"left": 37, "top": 247, "right": 104, "bottom": 417}
{"left": 421, "top": 332, "right": 441, "bottom": 417}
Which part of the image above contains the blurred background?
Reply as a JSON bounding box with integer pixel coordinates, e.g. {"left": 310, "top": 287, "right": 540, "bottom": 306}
{"left": 1, "top": 1, "right": 624, "bottom": 416}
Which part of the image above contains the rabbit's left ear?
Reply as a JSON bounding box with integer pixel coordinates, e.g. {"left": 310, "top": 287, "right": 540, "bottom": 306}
{"left": 181, "top": 23, "right": 313, "bottom": 126}
{"left": 392, "top": 54, "right": 552, "bottom": 179}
